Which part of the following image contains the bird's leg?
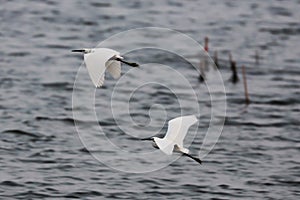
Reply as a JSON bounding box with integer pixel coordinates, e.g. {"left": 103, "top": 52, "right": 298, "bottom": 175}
{"left": 174, "top": 144, "right": 202, "bottom": 165}
{"left": 182, "top": 152, "right": 202, "bottom": 165}
{"left": 115, "top": 58, "right": 139, "bottom": 67}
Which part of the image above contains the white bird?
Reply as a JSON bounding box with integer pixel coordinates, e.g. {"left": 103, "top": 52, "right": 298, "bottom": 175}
{"left": 72, "top": 48, "right": 139, "bottom": 87}
{"left": 142, "top": 115, "right": 202, "bottom": 165}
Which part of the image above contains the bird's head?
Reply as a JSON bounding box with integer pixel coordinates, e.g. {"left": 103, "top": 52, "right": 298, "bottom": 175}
{"left": 140, "top": 137, "right": 159, "bottom": 149}
{"left": 151, "top": 137, "right": 160, "bottom": 149}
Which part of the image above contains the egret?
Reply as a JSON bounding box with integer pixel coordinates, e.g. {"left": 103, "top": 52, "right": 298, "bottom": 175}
{"left": 142, "top": 115, "right": 202, "bottom": 165}
{"left": 72, "top": 48, "right": 139, "bottom": 87}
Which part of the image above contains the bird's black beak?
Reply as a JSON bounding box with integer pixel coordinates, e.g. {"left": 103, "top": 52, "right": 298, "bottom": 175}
{"left": 140, "top": 137, "right": 153, "bottom": 141}
{"left": 72, "top": 49, "right": 85, "bottom": 53}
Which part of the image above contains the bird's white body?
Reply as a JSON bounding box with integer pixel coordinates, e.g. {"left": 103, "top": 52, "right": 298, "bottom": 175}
{"left": 83, "top": 48, "right": 122, "bottom": 87}
{"left": 153, "top": 115, "right": 198, "bottom": 155}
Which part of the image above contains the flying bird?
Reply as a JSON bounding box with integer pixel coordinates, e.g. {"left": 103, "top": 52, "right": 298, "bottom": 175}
{"left": 72, "top": 48, "right": 139, "bottom": 87}
{"left": 142, "top": 115, "right": 202, "bottom": 165}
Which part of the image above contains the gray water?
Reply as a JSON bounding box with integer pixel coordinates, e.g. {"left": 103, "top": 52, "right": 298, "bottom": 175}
{"left": 1, "top": 0, "right": 300, "bottom": 199}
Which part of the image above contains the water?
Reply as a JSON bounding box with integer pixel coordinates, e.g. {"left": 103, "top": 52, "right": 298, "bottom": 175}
{"left": 1, "top": 0, "right": 300, "bottom": 199}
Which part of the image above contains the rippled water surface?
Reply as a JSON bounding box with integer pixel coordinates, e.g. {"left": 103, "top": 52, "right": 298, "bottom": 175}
{"left": 1, "top": 0, "right": 299, "bottom": 199}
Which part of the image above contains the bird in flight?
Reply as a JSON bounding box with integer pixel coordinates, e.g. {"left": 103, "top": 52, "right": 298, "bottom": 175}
{"left": 142, "top": 115, "right": 202, "bottom": 165}
{"left": 72, "top": 48, "right": 139, "bottom": 87}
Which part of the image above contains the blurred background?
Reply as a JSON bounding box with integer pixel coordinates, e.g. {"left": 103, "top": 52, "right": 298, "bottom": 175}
{"left": 0, "top": 0, "right": 299, "bottom": 199}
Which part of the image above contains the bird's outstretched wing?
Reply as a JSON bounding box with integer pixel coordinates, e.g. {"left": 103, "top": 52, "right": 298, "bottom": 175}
{"left": 106, "top": 60, "right": 121, "bottom": 79}
{"left": 164, "top": 115, "right": 198, "bottom": 147}
{"left": 84, "top": 48, "right": 120, "bottom": 87}
{"left": 153, "top": 137, "right": 175, "bottom": 155}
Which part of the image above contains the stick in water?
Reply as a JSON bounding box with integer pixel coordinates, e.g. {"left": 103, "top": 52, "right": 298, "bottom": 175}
{"left": 230, "top": 61, "right": 239, "bottom": 84}
{"left": 199, "top": 61, "right": 206, "bottom": 82}
{"left": 115, "top": 58, "right": 139, "bottom": 67}
{"left": 214, "top": 50, "right": 219, "bottom": 69}
{"left": 229, "top": 52, "right": 232, "bottom": 63}
{"left": 255, "top": 50, "right": 259, "bottom": 65}
{"left": 242, "top": 65, "right": 250, "bottom": 105}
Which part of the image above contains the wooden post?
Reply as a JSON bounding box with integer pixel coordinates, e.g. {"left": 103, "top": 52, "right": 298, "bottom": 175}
{"left": 203, "top": 37, "right": 209, "bottom": 71}
{"left": 230, "top": 61, "right": 239, "bottom": 84}
{"left": 242, "top": 65, "right": 250, "bottom": 105}
{"left": 229, "top": 52, "right": 232, "bottom": 64}
{"left": 204, "top": 37, "right": 209, "bottom": 52}
{"left": 214, "top": 51, "right": 219, "bottom": 69}
{"left": 255, "top": 50, "right": 259, "bottom": 65}
{"left": 199, "top": 61, "right": 205, "bottom": 82}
